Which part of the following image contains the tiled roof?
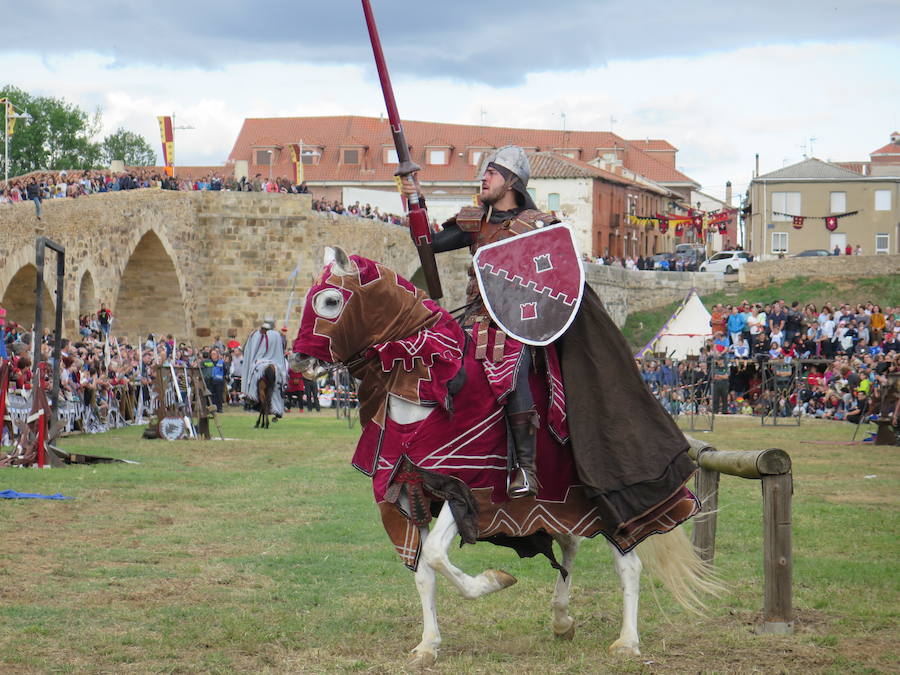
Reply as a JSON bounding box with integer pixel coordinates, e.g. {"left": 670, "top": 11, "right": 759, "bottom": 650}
{"left": 226, "top": 115, "right": 697, "bottom": 187}
{"left": 622, "top": 145, "right": 698, "bottom": 185}
{"left": 833, "top": 161, "right": 867, "bottom": 175}
{"left": 529, "top": 152, "right": 672, "bottom": 195}
{"left": 627, "top": 138, "right": 678, "bottom": 152}
{"left": 870, "top": 141, "right": 900, "bottom": 156}
{"left": 529, "top": 152, "right": 628, "bottom": 181}
{"left": 756, "top": 158, "right": 864, "bottom": 180}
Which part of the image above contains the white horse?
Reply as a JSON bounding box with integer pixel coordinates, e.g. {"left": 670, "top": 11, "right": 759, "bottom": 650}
{"left": 388, "top": 395, "right": 717, "bottom": 667}
{"left": 293, "top": 247, "right": 721, "bottom": 667}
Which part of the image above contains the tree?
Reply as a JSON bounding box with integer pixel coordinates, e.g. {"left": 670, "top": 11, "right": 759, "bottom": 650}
{"left": 100, "top": 128, "right": 157, "bottom": 166}
{"left": 1, "top": 85, "right": 103, "bottom": 176}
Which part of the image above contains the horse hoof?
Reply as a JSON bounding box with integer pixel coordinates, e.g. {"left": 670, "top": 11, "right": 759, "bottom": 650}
{"left": 554, "top": 622, "right": 576, "bottom": 641}
{"left": 485, "top": 568, "right": 517, "bottom": 590}
{"left": 608, "top": 639, "right": 641, "bottom": 656}
{"left": 408, "top": 650, "right": 436, "bottom": 670}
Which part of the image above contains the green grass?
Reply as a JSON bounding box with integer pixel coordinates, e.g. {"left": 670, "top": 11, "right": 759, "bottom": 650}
{"left": 0, "top": 412, "right": 896, "bottom": 673}
{"left": 622, "top": 274, "right": 899, "bottom": 349}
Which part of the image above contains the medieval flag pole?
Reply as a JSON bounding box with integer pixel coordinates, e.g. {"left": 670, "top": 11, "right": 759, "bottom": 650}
{"left": 361, "top": 0, "right": 443, "bottom": 301}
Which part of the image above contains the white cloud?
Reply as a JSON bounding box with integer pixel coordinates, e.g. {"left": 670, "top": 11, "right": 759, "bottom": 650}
{"left": 5, "top": 39, "right": 899, "bottom": 196}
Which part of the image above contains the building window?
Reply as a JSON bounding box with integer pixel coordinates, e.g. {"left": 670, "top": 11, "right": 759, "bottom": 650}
{"left": 469, "top": 150, "right": 485, "bottom": 166}
{"left": 875, "top": 233, "right": 889, "bottom": 254}
{"left": 384, "top": 148, "right": 398, "bottom": 164}
{"left": 771, "top": 191, "right": 801, "bottom": 221}
{"left": 527, "top": 188, "right": 536, "bottom": 200}
{"left": 772, "top": 232, "right": 789, "bottom": 254}
{"left": 300, "top": 148, "right": 321, "bottom": 165}
{"left": 342, "top": 149, "right": 359, "bottom": 164}
{"left": 255, "top": 149, "right": 273, "bottom": 165}
{"left": 875, "top": 189, "right": 891, "bottom": 211}
{"left": 830, "top": 191, "right": 846, "bottom": 213}
{"left": 427, "top": 149, "right": 448, "bottom": 165}
{"left": 548, "top": 193, "right": 561, "bottom": 212}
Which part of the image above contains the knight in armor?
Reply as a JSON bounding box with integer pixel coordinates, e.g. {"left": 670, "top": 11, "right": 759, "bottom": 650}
{"left": 404, "top": 145, "right": 696, "bottom": 521}
{"left": 241, "top": 318, "right": 289, "bottom": 418}
{"left": 404, "top": 146, "right": 553, "bottom": 497}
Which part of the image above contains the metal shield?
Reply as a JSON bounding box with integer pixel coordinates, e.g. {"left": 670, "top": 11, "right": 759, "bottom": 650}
{"left": 473, "top": 223, "right": 584, "bottom": 346}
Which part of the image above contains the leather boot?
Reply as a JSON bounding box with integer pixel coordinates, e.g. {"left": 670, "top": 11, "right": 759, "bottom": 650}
{"left": 507, "top": 418, "right": 538, "bottom": 498}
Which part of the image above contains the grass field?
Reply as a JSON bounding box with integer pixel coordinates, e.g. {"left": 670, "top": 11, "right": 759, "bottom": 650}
{"left": 1, "top": 411, "right": 897, "bottom": 673}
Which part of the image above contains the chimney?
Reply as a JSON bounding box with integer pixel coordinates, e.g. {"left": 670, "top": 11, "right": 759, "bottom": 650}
{"left": 725, "top": 181, "right": 732, "bottom": 206}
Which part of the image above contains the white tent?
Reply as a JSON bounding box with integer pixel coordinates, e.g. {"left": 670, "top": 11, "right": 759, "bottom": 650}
{"left": 636, "top": 289, "right": 712, "bottom": 360}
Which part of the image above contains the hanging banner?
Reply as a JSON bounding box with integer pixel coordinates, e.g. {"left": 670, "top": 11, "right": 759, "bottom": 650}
{"left": 288, "top": 143, "right": 302, "bottom": 184}
{"left": 792, "top": 216, "right": 804, "bottom": 229}
{"left": 825, "top": 216, "right": 838, "bottom": 231}
{"left": 5, "top": 101, "right": 17, "bottom": 137}
{"left": 157, "top": 116, "right": 175, "bottom": 177}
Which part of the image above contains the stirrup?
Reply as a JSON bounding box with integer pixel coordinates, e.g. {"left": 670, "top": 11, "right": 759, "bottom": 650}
{"left": 507, "top": 467, "right": 538, "bottom": 498}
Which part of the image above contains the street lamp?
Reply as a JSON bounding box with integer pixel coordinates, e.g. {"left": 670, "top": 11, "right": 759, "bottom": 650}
{"left": 2, "top": 98, "right": 32, "bottom": 187}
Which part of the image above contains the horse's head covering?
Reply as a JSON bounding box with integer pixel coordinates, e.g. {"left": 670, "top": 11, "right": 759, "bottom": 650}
{"left": 293, "top": 251, "right": 463, "bottom": 428}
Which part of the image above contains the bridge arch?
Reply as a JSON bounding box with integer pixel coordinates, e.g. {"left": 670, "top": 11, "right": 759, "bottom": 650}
{"left": 1, "top": 263, "right": 57, "bottom": 330}
{"left": 113, "top": 228, "right": 189, "bottom": 342}
{"left": 78, "top": 270, "right": 97, "bottom": 320}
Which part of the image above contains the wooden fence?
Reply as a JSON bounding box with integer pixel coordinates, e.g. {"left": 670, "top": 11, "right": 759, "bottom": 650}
{"left": 686, "top": 436, "right": 794, "bottom": 635}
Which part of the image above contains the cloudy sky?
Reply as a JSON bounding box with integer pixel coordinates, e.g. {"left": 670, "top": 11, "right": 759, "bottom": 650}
{"left": 6, "top": 0, "right": 900, "bottom": 199}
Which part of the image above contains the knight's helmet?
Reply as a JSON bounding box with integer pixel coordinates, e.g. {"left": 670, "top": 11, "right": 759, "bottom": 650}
{"left": 479, "top": 145, "right": 537, "bottom": 210}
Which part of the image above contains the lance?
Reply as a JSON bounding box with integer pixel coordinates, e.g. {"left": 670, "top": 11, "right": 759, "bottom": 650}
{"left": 282, "top": 260, "right": 301, "bottom": 333}
{"left": 361, "top": 0, "right": 443, "bottom": 301}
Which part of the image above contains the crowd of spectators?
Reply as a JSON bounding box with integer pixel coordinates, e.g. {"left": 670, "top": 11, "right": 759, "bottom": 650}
{"left": 0, "top": 169, "right": 316, "bottom": 219}
{"left": 1, "top": 311, "right": 246, "bottom": 419}
{"left": 312, "top": 198, "right": 405, "bottom": 225}
{"left": 639, "top": 299, "right": 900, "bottom": 426}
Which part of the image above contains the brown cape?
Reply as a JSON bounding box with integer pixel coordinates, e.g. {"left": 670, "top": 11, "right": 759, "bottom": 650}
{"left": 558, "top": 285, "right": 697, "bottom": 536}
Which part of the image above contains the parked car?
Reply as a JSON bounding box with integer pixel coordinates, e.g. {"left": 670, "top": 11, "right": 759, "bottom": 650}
{"left": 698, "top": 250, "right": 752, "bottom": 274}
{"left": 793, "top": 249, "right": 832, "bottom": 257}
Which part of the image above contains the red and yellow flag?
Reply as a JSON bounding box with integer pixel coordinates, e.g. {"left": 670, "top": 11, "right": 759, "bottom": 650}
{"left": 157, "top": 116, "right": 175, "bottom": 177}
{"left": 3, "top": 100, "right": 16, "bottom": 137}
{"left": 288, "top": 143, "right": 302, "bottom": 184}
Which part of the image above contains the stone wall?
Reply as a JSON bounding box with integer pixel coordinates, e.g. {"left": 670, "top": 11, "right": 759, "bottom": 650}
{"left": 0, "top": 190, "right": 471, "bottom": 341}
{"left": 738, "top": 254, "right": 900, "bottom": 288}
{"left": 584, "top": 264, "right": 725, "bottom": 326}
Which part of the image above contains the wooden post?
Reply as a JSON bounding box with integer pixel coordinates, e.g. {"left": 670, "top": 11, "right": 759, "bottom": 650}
{"left": 761, "top": 472, "right": 793, "bottom": 634}
{"left": 692, "top": 466, "right": 720, "bottom": 563}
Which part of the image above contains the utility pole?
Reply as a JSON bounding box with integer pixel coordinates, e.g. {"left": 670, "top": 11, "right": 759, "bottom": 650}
{"left": 170, "top": 113, "right": 195, "bottom": 178}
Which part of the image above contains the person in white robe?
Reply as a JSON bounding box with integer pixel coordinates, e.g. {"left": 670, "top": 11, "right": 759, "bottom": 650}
{"left": 241, "top": 318, "right": 288, "bottom": 417}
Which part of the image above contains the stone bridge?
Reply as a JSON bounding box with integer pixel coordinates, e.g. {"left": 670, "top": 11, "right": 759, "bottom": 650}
{"left": 0, "top": 190, "right": 720, "bottom": 343}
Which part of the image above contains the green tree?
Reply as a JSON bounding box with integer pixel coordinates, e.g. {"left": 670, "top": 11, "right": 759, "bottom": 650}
{"left": 1, "top": 85, "right": 103, "bottom": 176}
{"left": 100, "top": 127, "right": 157, "bottom": 166}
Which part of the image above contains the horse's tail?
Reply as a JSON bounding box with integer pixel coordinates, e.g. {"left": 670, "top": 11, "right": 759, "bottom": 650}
{"left": 256, "top": 364, "right": 276, "bottom": 411}
{"left": 636, "top": 526, "right": 725, "bottom": 615}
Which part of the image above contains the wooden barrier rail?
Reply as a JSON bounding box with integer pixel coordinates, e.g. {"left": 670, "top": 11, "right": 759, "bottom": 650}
{"left": 686, "top": 436, "right": 794, "bottom": 635}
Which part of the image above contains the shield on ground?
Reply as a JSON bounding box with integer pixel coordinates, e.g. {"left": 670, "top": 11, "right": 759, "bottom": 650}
{"left": 473, "top": 222, "right": 584, "bottom": 345}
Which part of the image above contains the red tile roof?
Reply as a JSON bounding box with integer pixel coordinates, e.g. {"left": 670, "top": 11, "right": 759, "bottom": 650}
{"left": 529, "top": 152, "right": 672, "bottom": 196}
{"left": 870, "top": 141, "right": 900, "bottom": 156}
{"left": 226, "top": 115, "right": 697, "bottom": 187}
{"left": 626, "top": 138, "right": 678, "bottom": 152}
{"left": 622, "top": 146, "right": 698, "bottom": 185}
